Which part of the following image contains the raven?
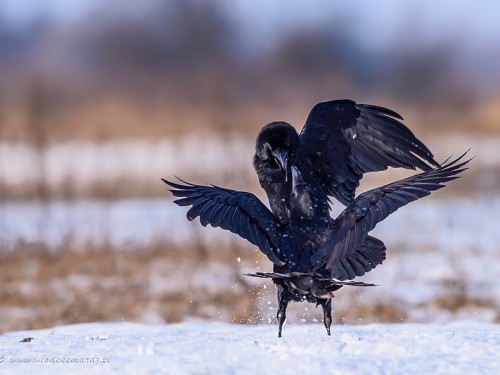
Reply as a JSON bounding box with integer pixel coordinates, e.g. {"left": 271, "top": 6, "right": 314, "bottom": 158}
{"left": 253, "top": 100, "right": 440, "bottom": 225}
{"left": 162, "top": 153, "right": 469, "bottom": 337}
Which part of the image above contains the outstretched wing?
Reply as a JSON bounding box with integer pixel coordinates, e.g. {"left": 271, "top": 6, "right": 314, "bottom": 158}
{"left": 298, "top": 100, "right": 440, "bottom": 205}
{"left": 312, "top": 152, "right": 470, "bottom": 280}
{"left": 162, "top": 178, "right": 286, "bottom": 266}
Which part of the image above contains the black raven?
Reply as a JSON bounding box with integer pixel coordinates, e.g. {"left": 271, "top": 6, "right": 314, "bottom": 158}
{"left": 253, "top": 100, "right": 441, "bottom": 224}
{"left": 162, "top": 153, "right": 469, "bottom": 337}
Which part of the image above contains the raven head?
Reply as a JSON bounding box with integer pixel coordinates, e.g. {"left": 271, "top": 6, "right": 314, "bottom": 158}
{"left": 254, "top": 122, "right": 299, "bottom": 182}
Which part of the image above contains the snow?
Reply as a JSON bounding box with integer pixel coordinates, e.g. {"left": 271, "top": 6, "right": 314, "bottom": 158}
{"left": 0, "top": 134, "right": 498, "bottom": 194}
{"left": 1, "top": 196, "right": 498, "bottom": 253}
{"left": 0, "top": 136, "right": 254, "bottom": 190}
{"left": 0, "top": 321, "right": 498, "bottom": 374}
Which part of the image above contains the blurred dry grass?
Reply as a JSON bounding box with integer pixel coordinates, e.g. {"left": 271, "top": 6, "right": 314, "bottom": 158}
{"left": 0, "top": 84, "right": 497, "bottom": 201}
{"left": 1, "top": 240, "right": 497, "bottom": 333}
{"left": 0, "top": 241, "right": 259, "bottom": 332}
{"left": 1, "top": 91, "right": 499, "bottom": 144}
{"left": 1, "top": 1, "right": 498, "bottom": 145}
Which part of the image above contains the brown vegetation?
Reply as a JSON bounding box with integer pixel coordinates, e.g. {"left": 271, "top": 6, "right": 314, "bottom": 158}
{"left": 1, "top": 2, "right": 498, "bottom": 145}
{"left": 0, "top": 241, "right": 258, "bottom": 332}
{"left": 1, "top": 240, "right": 497, "bottom": 333}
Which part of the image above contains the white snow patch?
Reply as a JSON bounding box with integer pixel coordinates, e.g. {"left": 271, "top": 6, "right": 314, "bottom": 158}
{"left": 0, "top": 136, "right": 254, "bottom": 189}
{"left": 0, "top": 321, "right": 498, "bottom": 374}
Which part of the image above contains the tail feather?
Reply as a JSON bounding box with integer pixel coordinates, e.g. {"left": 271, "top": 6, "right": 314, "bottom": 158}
{"left": 245, "top": 271, "right": 376, "bottom": 287}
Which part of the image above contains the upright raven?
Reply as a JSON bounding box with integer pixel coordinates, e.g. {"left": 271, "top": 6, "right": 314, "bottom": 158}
{"left": 253, "top": 100, "right": 440, "bottom": 224}
{"left": 163, "top": 153, "right": 469, "bottom": 337}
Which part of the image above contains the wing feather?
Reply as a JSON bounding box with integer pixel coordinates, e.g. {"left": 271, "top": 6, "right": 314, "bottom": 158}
{"left": 315, "top": 152, "right": 470, "bottom": 276}
{"left": 298, "top": 100, "right": 440, "bottom": 205}
{"left": 163, "top": 178, "right": 286, "bottom": 266}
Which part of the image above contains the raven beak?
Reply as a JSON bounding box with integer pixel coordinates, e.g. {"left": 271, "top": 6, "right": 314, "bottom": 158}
{"left": 273, "top": 149, "right": 289, "bottom": 182}
{"left": 291, "top": 165, "right": 304, "bottom": 188}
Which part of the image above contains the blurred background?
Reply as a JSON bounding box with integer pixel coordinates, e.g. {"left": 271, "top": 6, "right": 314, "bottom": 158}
{"left": 0, "top": 0, "right": 498, "bottom": 332}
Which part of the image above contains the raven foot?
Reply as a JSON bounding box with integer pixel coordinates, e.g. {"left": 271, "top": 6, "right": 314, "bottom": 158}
{"left": 277, "top": 286, "right": 289, "bottom": 338}
{"left": 319, "top": 298, "right": 332, "bottom": 336}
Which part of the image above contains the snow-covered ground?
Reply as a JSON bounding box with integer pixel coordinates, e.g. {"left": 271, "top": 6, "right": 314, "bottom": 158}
{"left": 0, "top": 136, "right": 254, "bottom": 192}
{"left": 0, "top": 134, "right": 498, "bottom": 196}
{"left": 1, "top": 196, "right": 497, "bottom": 252}
{"left": 1, "top": 321, "right": 498, "bottom": 374}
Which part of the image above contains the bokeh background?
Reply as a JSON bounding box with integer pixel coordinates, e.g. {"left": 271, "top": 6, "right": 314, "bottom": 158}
{"left": 0, "top": 0, "right": 499, "bottom": 332}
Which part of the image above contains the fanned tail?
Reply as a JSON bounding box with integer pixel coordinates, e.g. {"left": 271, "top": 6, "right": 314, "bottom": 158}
{"left": 245, "top": 271, "right": 376, "bottom": 287}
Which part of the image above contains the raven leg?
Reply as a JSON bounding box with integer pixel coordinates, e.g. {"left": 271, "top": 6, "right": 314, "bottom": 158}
{"left": 276, "top": 285, "right": 289, "bottom": 338}
{"left": 319, "top": 298, "right": 332, "bottom": 336}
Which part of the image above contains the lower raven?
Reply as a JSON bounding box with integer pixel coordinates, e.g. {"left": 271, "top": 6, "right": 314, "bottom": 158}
{"left": 163, "top": 153, "right": 469, "bottom": 337}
